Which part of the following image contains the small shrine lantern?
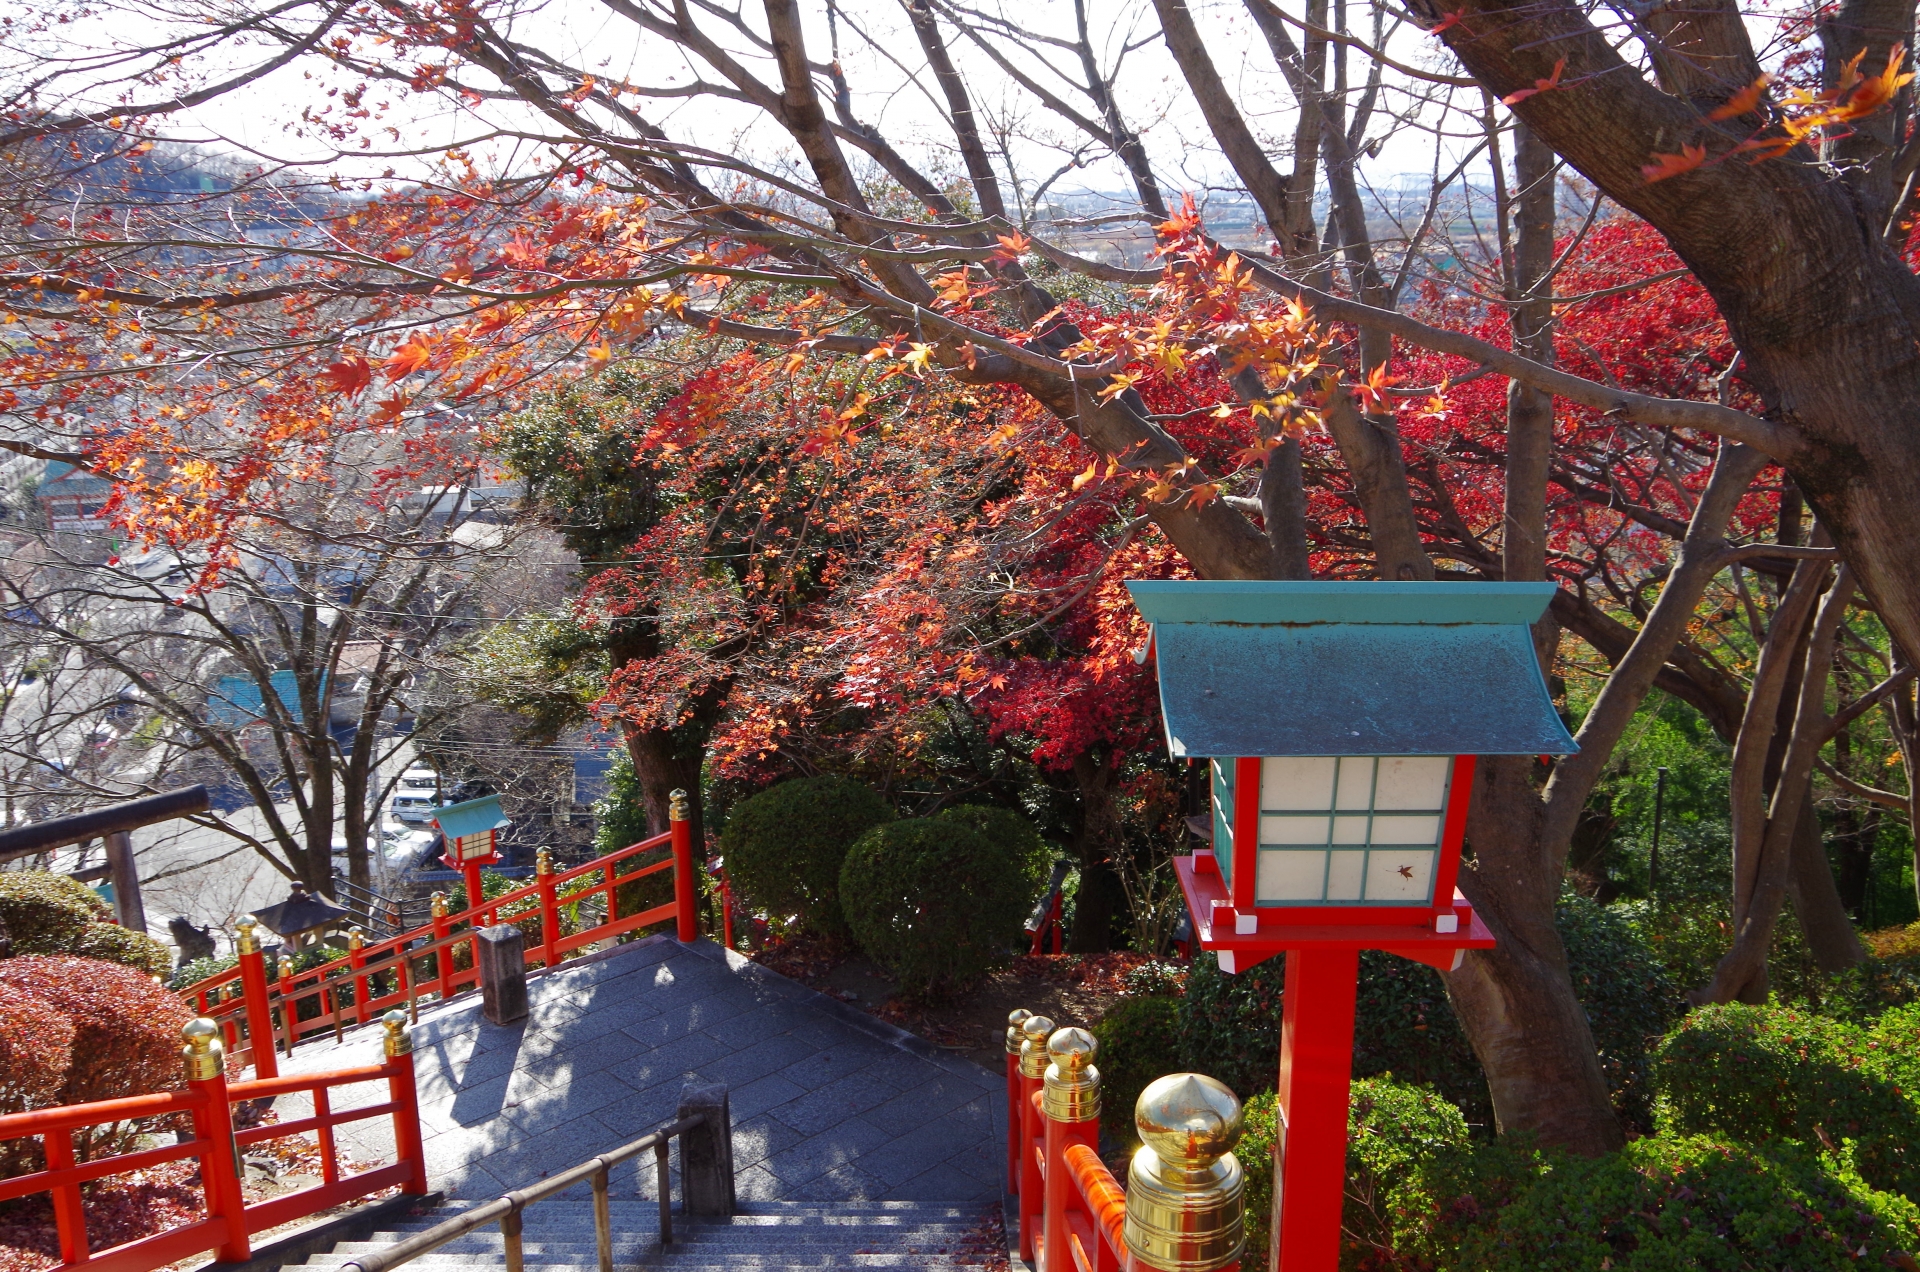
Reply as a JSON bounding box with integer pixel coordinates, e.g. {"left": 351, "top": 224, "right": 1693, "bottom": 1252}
{"left": 1127, "top": 579, "right": 1577, "bottom": 1272}
{"left": 434, "top": 794, "right": 509, "bottom": 865}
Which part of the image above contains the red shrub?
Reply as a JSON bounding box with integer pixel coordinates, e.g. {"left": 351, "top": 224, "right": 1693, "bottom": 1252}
{"left": 0, "top": 986, "right": 75, "bottom": 1178}
{"left": 0, "top": 958, "right": 190, "bottom": 1168}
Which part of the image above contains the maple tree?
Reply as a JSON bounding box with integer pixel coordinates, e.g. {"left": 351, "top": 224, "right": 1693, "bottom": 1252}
{"left": 7, "top": 0, "right": 1920, "bottom": 1165}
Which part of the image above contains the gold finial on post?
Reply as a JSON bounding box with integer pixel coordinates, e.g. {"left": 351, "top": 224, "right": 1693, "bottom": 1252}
{"left": 1005, "top": 1007, "right": 1033, "bottom": 1055}
{"left": 1019, "top": 1014, "right": 1056, "bottom": 1080}
{"left": 1124, "top": 1073, "right": 1247, "bottom": 1272}
{"left": 348, "top": 926, "right": 365, "bottom": 952}
{"left": 1043, "top": 1026, "right": 1100, "bottom": 1123}
{"left": 536, "top": 847, "right": 552, "bottom": 876}
{"left": 181, "top": 1018, "right": 225, "bottom": 1080}
{"left": 669, "top": 789, "right": 690, "bottom": 822}
{"left": 381, "top": 1009, "right": 413, "bottom": 1057}
{"left": 234, "top": 918, "right": 259, "bottom": 956}
{"left": 431, "top": 891, "right": 449, "bottom": 919}
{"left": 276, "top": 952, "right": 294, "bottom": 979}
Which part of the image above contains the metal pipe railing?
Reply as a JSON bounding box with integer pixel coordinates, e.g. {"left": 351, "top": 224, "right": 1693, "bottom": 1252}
{"left": 333, "top": 1114, "right": 708, "bottom": 1272}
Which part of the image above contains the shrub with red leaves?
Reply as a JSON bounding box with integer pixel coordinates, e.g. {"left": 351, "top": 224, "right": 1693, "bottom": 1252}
{"left": 0, "top": 957, "right": 190, "bottom": 1172}
{"left": 0, "top": 986, "right": 75, "bottom": 1178}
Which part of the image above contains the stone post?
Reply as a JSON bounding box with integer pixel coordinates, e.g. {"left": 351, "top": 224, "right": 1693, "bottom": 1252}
{"left": 476, "top": 924, "right": 529, "bottom": 1025}
{"left": 676, "top": 1081, "right": 735, "bottom": 1217}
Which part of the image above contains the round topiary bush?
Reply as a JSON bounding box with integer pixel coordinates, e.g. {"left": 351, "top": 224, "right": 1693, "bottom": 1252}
{"left": 0, "top": 871, "right": 108, "bottom": 955}
{"left": 0, "top": 956, "right": 189, "bottom": 1170}
{"left": 838, "top": 817, "right": 1038, "bottom": 997}
{"left": 721, "top": 776, "right": 893, "bottom": 938}
{"left": 933, "top": 805, "right": 1052, "bottom": 895}
{"left": 1091, "top": 996, "right": 1184, "bottom": 1145}
{"left": 72, "top": 923, "right": 173, "bottom": 978}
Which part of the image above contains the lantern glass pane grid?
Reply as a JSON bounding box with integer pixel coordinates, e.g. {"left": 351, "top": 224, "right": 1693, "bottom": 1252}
{"left": 1212, "top": 759, "right": 1236, "bottom": 889}
{"left": 1254, "top": 756, "right": 1452, "bottom": 905}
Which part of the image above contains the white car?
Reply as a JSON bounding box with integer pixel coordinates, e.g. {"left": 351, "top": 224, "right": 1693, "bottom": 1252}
{"left": 398, "top": 765, "right": 439, "bottom": 791}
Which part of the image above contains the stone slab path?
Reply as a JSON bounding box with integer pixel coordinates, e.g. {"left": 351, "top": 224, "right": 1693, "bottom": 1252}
{"left": 270, "top": 937, "right": 1005, "bottom": 1205}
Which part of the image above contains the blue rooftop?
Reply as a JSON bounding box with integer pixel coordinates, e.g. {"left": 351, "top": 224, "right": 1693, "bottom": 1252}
{"left": 434, "top": 794, "right": 509, "bottom": 840}
{"left": 1126, "top": 580, "right": 1578, "bottom": 758}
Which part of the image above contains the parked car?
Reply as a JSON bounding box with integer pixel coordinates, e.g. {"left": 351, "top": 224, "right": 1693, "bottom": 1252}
{"left": 389, "top": 791, "right": 443, "bottom": 824}
{"left": 398, "top": 764, "right": 439, "bottom": 791}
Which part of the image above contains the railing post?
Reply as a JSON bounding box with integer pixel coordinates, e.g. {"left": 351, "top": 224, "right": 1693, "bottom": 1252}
{"left": 431, "top": 892, "right": 453, "bottom": 1000}
{"left": 536, "top": 848, "right": 561, "bottom": 969}
{"left": 182, "top": 1018, "right": 251, "bottom": 1263}
{"left": 235, "top": 919, "right": 277, "bottom": 1079}
{"left": 43, "top": 1128, "right": 86, "bottom": 1265}
{"left": 1124, "top": 1073, "right": 1246, "bottom": 1272}
{"left": 670, "top": 789, "right": 697, "bottom": 942}
{"left": 1004, "top": 1008, "right": 1031, "bottom": 1195}
{"left": 276, "top": 953, "right": 295, "bottom": 1056}
{"left": 1042, "top": 1027, "right": 1101, "bottom": 1272}
{"left": 1016, "top": 1014, "right": 1053, "bottom": 1265}
{"left": 348, "top": 926, "right": 369, "bottom": 1028}
{"left": 382, "top": 1011, "right": 430, "bottom": 1195}
{"left": 676, "top": 1080, "right": 735, "bottom": 1217}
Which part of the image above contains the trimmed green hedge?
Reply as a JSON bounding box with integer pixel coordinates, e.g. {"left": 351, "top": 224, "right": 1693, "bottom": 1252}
{"left": 1090, "top": 995, "right": 1183, "bottom": 1143}
{"left": 839, "top": 817, "right": 1038, "bottom": 997}
{"left": 722, "top": 777, "right": 893, "bottom": 937}
{"left": 0, "top": 872, "right": 107, "bottom": 955}
{"left": 1652, "top": 1002, "right": 1920, "bottom": 1200}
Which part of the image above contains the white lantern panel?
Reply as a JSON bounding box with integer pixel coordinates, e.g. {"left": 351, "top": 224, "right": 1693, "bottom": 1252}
{"left": 1364, "top": 850, "right": 1436, "bottom": 902}
{"left": 1326, "top": 850, "right": 1366, "bottom": 900}
{"left": 1330, "top": 815, "right": 1371, "bottom": 844}
{"left": 1261, "top": 814, "right": 1331, "bottom": 844}
{"left": 1257, "top": 849, "right": 1328, "bottom": 900}
{"left": 1373, "top": 756, "right": 1451, "bottom": 811}
{"left": 1260, "top": 756, "right": 1337, "bottom": 810}
{"left": 1334, "top": 757, "right": 1376, "bottom": 810}
{"left": 1369, "top": 815, "right": 1443, "bottom": 846}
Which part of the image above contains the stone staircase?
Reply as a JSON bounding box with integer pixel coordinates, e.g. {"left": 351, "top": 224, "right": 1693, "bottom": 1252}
{"left": 302, "top": 1198, "right": 995, "bottom": 1271}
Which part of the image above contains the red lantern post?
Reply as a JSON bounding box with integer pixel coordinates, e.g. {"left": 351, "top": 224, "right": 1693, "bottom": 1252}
{"left": 1129, "top": 580, "right": 1578, "bottom": 1271}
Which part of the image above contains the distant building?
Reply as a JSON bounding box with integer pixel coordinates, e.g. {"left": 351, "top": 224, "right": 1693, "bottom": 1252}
{"left": 35, "top": 463, "right": 116, "bottom": 533}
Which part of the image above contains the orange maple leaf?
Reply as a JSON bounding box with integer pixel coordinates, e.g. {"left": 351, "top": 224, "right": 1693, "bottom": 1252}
{"left": 1353, "top": 363, "right": 1398, "bottom": 413}
{"left": 1071, "top": 460, "right": 1099, "bottom": 492}
{"left": 1641, "top": 143, "right": 1709, "bottom": 184}
{"left": 382, "top": 340, "right": 432, "bottom": 383}
{"left": 321, "top": 356, "right": 372, "bottom": 397}
{"left": 1428, "top": 9, "right": 1466, "bottom": 33}
{"left": 1707, "top": 74, "right": 1771, "bottom": 121}
{"left": 1502, "top": 58, "right": 1567, "bottom": 105}
{"left": 989, "top": 232, "right": 1030, "bottom": 266}
{"left": 1838, "top": 44, "right": 1914, "bottom": 120}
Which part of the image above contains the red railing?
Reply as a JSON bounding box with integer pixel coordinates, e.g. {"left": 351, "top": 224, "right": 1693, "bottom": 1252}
{"left": 0, "top": 1016, "right": 427, "bottom": 1272}
{"left": 1007, "top": 1016, "right": 1246, "bottom": 1272}
{"left": 179, "top": 810, "right": 699, "bottom": 1078}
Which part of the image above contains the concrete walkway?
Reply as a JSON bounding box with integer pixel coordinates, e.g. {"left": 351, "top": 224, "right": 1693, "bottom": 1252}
{"left": 271, "top": 937, "right": 1005, "bottom": 1205}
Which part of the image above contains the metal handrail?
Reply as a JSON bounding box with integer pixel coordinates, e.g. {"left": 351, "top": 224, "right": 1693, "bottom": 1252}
{"left": 334, "top": 1113, "right": 707, "bottom": 1272}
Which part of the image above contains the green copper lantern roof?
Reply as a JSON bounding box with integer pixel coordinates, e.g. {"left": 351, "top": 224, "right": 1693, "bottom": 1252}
{"left": 433, "top": 794, "right": 509, "bottom": 841}
{"left": 1126, "top": 580, "right": 1578, "bottom": 759}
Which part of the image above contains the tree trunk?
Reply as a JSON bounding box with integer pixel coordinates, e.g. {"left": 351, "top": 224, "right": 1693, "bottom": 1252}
{"left": 625, "top": 725, "right": 707, "bottom": 861}
{"left": 1067, "top": 750, "right": 1125, "bottom": 952}
{"left": 1446, "top": 759, "right": 1625, "bottom": 1151}
{"left": 1786, "top": 793, "right": 1867, "bottom": 971}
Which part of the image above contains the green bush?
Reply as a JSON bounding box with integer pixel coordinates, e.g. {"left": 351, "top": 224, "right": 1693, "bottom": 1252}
{"left": 1233, "top": 1077, "right": 1468, "bottom": 1269}
{"left": 72, "top": 922, "right": 173, "bottom": 978}
{"left": 1179, "top": 897, "right": 1678, "bottom": 1131}
{"left": 934, "top": 804, "right": 1052, "bottom": 893}
{"left": 0, "top": 871, "right": 108, "bottom": 955}
{"left": 1396, "top": 1133, "right": 1920, "bottom": 1271}
{"left": 838, "top": 817, "right": 1036, "bottom": 996}
{"left": 1091, "top": 996, "right": 1183, "bottom": 1143}
{"left": 170, "top": 952, "right": 239, "bottom": 990}
{"left": 723, "top": 776, "right": 893, "bottom": 937}
{"left": 1651, "top": 1002, "right": 1920, "bottom": 1199}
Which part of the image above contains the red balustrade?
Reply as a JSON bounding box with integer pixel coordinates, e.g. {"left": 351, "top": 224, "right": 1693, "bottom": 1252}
{"left": 177, "top": 815, "right": 702, "bottom": 1072}
{"left": 0, "top": 1016, "right": 426, "bottom": 1272}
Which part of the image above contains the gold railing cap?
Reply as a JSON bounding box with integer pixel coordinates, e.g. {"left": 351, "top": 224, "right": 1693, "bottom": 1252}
{"left": 381, "top": 1009, "right": 414, "bottom": 1057}
{"left": 234, "top": 916, "right": 259, "bottom": 954}
{"left": 1005, "top": 1007, "right": 1033, "bottom": 1054}
{"left": 1046, "top": 1025, "right": 1098, "bottom": 1071}
{"left": 1136, "top": 1073, "right": 1244, "bottom": 1171}
{"left": 1021, "top": 1014, "right": 1055, "bottom": 1043}
{"left": 669, "top": 789, "right": 690, "bottom": 821}
{"left": 181, "top": 1017, "right": 220, "bottom": 1045}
